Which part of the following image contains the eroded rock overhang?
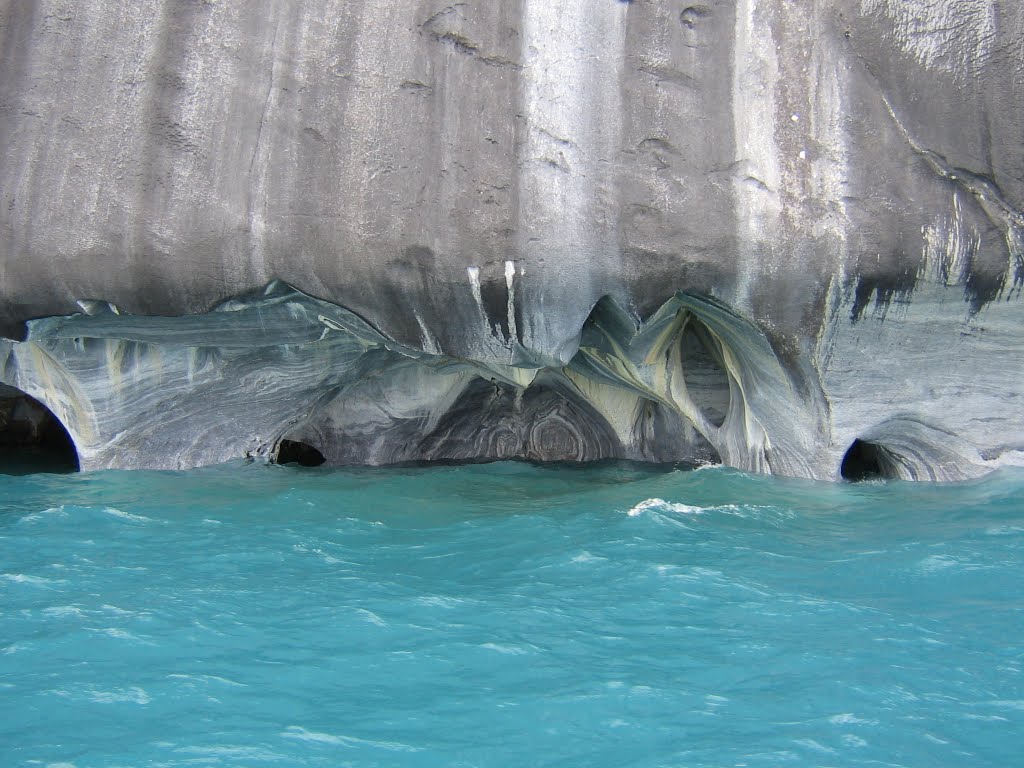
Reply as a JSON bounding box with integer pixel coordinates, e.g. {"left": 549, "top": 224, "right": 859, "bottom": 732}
{"left": 0, "top": 282, "right": 824, "bottom": 476}
{"left": 2, "top": 266, "right": 1021, "bottom": 481}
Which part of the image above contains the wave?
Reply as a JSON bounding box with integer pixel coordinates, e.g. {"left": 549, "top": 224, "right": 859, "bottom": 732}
{"left": 626, "top": 498, "right": 708, "bottom": 517}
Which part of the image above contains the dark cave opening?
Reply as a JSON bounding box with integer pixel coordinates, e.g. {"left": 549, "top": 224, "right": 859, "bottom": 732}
{"left": 275, "top": 439, "right": 326, "bottom": 467}
{"left": 679, "top": 320, "right": 730, "bottom": 428}
{"left": 0, "top": 385, "right": 79, "bottom": 474}
{"left": 840, "top": 439, "right": 886, "bottom": 481}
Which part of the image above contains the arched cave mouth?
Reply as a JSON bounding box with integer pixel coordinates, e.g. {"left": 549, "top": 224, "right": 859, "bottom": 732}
{"left": 275, "top": 439, "right": 326, "bottom": 467}
{"left": 679, "top": 319, "right": 730, "bottom": 428}
{"left": 0, "top": 384, "right": 79, "bottom": 474}
{"left": 840, "top": 439, "right": 892, "bottom": 482}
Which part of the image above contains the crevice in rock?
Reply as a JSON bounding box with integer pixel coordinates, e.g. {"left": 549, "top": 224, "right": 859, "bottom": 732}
{"left": 679, "top": 320, "right": 729, "bottom": 427}
{"left": 840, "top": 438, "right": 887, "bottom": 481}
{"left": 839, "top": 416, "right": 981, "bottom": 482}
{"left": 274, "top": 438, "right": 326, "bottom": 467}
{"left": 0, "top": 384, "right": 79, "bottom": 474}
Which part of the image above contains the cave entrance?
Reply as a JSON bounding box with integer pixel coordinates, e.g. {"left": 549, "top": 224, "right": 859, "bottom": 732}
{"left": 679, "top": 319, "right": 730, "bottom": 427}
{"left": 275, "top": 438, "right": 326, "bottom": 467}
{"left": 840, "top": 439, "right": 887, "bottom": 481}
{"left": 0, "top": 384, "right": 79, "bottom": 474}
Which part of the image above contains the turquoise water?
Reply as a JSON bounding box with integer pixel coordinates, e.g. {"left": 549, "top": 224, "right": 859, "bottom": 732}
{"left": 2, "top": 461, "right": 1022, "bottom": 767}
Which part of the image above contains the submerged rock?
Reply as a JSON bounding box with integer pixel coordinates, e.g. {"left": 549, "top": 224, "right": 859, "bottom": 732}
{"left": 0, "top": 0, "right": 1021, "bottom": 479}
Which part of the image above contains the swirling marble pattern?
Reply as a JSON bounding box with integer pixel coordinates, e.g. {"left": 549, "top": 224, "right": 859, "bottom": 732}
{"left": 0, "top": 284, "right": 769, "bottom": 473}
{"left": 0, "top": 281, "right": 1018, "bottom": 481}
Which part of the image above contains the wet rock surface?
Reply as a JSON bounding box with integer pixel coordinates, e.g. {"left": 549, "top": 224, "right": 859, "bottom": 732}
{"left": 0, "top": 0, "right": 1021, "bottom": 479}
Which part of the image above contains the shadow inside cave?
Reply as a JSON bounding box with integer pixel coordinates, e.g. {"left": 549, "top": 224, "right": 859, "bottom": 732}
{"left": 0, "top": 384, "right": 79, "bottom": 474}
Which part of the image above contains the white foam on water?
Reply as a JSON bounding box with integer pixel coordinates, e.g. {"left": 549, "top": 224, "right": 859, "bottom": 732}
{"left": 627, "top": 498, "right": 707, "bottom": 517}
{"left": 916, "top": 554, "right": 991, "bottom": 573}
{"left": 102, "top": 507, "right": 153, "bottom": 523}
{"left": 176, "top": 744, "right": 285, "bottom": 759}
{"left": 101, "top": 604, "right": 135, "bottom": 616}
{"left": 416, "top": 595, "right": 462, "bottom": 609}
{"left": 829, "top": 713, "right": 875, "bottom": 725}
{"left": 794, "top": 738, "right": 836, "bottom": 754}
{"left": 988, "top": 699, "right": 1024, "bottom": 711}
{"left": 86, "top": 686, "right": 151, "bottom": 705}
{"left": 2, "top": 573, "right": 62, "bottom": 586}
{"left": 18, "top": 506, "right": 69, "bottom": 523}
{"left": 167, "top": 673, "right": 247, "bottom": 688}
{"left": 282, "top": 727, "right": 344, "bottom": 745}
{"left": 480, "top": 642, "right": 529, "bottom": 655}
{"left": 101, "top": 628, "right": 142, "bottom": 641}
{"left": 354, "top": 608, "right": 387, "bottom": 626}
{"left": 918, "top": 554, "right": 959, "bottom": 571}
{"left": 691, "top": 567, "right": 724, "bottom": 579}
{"left": 282, "top": 726, "right": 420, "bottom": 752}
{"left": 42, "top": 605, "right": 85, "bottom": 618}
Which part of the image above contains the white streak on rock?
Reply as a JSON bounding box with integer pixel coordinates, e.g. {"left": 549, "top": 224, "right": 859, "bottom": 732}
{"left": 922, "top": 192, "right": 979, "bottom": 285}
{"left": 505, "top": 260, "right": 518, "bottom": 344}
{"left": 413, "top": 311, "right": 440, "bottom": 355}
{"left": 732, "top": 0, "right": 782, "bottom": 308}
{"left": 467, "top": 266, "right": 485, "bottom": 331}
{"left": 806, "top": 10, "right": 850, "bottom": 246}
{"left": 519, "top": 0, "right": 626, "bottom": 343}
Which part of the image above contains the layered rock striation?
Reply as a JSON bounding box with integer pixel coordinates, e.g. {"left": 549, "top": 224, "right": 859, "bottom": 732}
{"left": 0, "top": 0, "right": 1022, "bottom": 479}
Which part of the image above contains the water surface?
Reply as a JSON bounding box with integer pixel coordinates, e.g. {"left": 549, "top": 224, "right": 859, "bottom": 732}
{"left": 2, "top": 461, "right": 1022, "bottom": 766}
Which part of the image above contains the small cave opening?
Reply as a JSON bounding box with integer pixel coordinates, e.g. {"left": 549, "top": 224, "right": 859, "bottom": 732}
{"left": 275, "top": 438, "right": 326, "bottom": 467}
{"left": 840, "top": 438, "right": 888, "bottom": 481}
{"left": 0, "top": 385, "right": 79, "bottom": 474}
{"left": 679, "top": 319, "right": 730, "bottom": 427}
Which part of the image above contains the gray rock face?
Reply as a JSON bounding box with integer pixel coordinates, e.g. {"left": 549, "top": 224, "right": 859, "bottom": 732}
{"left": 0, "top": 0, "right": 1021, "bottom": 479}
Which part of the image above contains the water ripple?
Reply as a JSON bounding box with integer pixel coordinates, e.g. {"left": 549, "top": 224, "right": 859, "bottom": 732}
{"left": 0, "top": 463, "right": 1021, "bottom": 767}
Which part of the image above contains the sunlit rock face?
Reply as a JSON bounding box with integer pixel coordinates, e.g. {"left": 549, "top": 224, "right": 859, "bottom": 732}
{"left": 0, "top": 0, "right": 1021, "bottom": 479}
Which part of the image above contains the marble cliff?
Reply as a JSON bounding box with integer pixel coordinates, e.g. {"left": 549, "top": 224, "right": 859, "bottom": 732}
{"left": 0, "top": 0, "right": 1022, "bottom": 480}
